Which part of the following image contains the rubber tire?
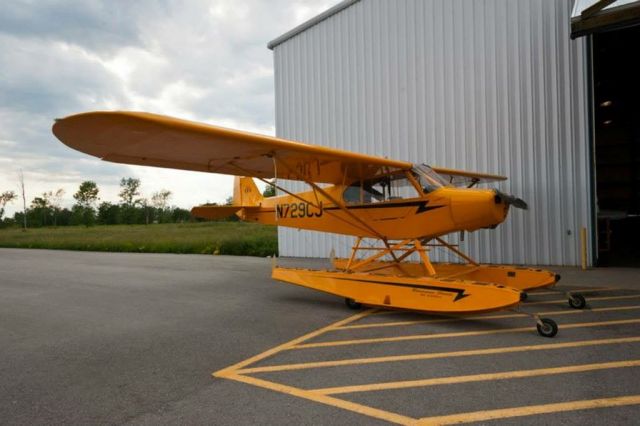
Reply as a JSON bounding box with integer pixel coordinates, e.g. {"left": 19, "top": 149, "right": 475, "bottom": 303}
{"left": 568, "top": 294, "right": 586, "bottom": 310}
{"left": 345, "top": 298, "right": 362, "bottom": 310}
{"left": 520, "top": 292, "right": 528, "bottom": 301}
{"left": 537, "top": 318, "right": 558, "bottom": 338}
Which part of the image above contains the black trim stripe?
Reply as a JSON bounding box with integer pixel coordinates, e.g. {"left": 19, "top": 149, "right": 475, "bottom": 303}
{"left": 325, "top": 200, "right": 444, "bottom": 214}
{"left": 329, "top": 276, "right": 469, "bottom": 302}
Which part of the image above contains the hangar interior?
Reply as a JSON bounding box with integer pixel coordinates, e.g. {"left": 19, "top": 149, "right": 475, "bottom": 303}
{"left": 592, "top": 26, "right": 640, "bottom": 266}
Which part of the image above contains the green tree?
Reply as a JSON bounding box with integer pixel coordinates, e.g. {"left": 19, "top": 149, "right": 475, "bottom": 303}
{"left": 97, "top": 202, "right": 121, "bottom": 225}
{"left": 263, "top": 183, "right": 276, "bottom": 198}
{"left": 74, "top": 181, "right": 99, "bottom": 207}
{"left": 151, "top": 189, "right": 172, "bottom": 223}
{"left": 139, "top": 198, "right": 151, "bottom": 225}
{"left": 44, "top": 189, "right": 65, "bottom": 227}
{"left": 119, "top": 178, "right": 142, "bottom": 224}
{"left": 171, "top": 207, "right": 192, "bottom": 223}
{"left": 119, "top": 177, "right": 141, "bottom": 206}
{"left": 30, "top": 196, "right": 51, "bottom": 227}
{"left": 56, "top": 208, "right": 73, "bottom": 226}
{"left": 0, "top": 191, "right": 17, "bottom": 221}
{"left": 73, "top": 181, "right": 99, "bottom": 226}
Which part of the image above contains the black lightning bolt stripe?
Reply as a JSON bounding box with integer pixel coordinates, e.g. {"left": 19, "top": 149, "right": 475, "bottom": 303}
{"left": 329, "top": 276, "right": 469, "bottom": 302}
{"left": 325, "top": 200, "right": 444, "bottom": 214}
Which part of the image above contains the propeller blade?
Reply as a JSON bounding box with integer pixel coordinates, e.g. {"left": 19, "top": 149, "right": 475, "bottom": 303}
{"left": 494, "top": 190, "right": 528, "bottom": 210}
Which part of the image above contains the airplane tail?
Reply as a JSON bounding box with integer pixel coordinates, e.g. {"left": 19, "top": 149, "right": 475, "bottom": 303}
{"left": 233, "top": 176, "right": 263, "bottom": 207}
{"left": 190, "top": 177, "right": 263, "bottom": 220}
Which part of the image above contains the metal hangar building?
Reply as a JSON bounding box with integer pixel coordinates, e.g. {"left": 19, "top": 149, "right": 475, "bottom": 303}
{"left": 268, "top": 0, "right": 640, "bottom": 267}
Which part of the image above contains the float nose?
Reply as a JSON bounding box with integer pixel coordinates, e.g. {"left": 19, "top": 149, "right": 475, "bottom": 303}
{"left": 493, "top": 190, "right": 528, "bottom": 210}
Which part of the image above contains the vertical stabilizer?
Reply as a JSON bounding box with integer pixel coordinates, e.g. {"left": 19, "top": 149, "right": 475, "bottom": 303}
{"left": 233, "top": 176, "right": 263, "bottom": 206}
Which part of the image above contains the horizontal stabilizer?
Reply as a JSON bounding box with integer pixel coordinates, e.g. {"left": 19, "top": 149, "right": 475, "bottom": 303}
{"left": 191, "top": 206, "right": 241, "bottom": 220}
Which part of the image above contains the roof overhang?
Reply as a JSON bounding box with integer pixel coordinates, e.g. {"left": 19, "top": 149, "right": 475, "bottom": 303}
{"left": 267, "top": 0, "right": 360, "bottom": 50}
{"left": 571, "top": 0, "right": 640, "bottom": 38}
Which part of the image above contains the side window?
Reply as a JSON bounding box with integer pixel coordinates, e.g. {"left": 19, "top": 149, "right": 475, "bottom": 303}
{"left": 343, "top": 184, "right": 361, "bottom": 204}
{"left": 343, "top": 173, "right": 419, "bottom": 204}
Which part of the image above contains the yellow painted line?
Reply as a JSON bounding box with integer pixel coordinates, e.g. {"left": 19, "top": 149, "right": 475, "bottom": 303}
{"left": 532, "top": 287, "right": 617, "bottom": 296}
{"left": 218, "top": 373, "right": 415, "bottom": 425}
{"left": 417, "top": 395, "right": 640, "bottom": 425}
{"left": 235, "top": 336, "right": 640, "bottom": 374}
{"left": 586, "top": 305, "right": 640, "bottom": 313}
{"left": 212, "top": 308, "right": 377, "bottom": 376}
{"left": 368, "top": 309, "right": 415, "bottom": 316}
{"left": 314, "top": 359, "right": 640, "bottom": 395}
{"left": 335, "top": 305, "right": 640, "bottom": 330}
{"left": 292, "top": 318, "right": 640, "bottom": 349}
{"left": 337, "top": 313, "right": 525, "bottom": 329}
{"left": 357, "top": 293, "right": 638, "bottom": 318}
{"left": 526, "top": 294, "right": 640, "bottom": 305}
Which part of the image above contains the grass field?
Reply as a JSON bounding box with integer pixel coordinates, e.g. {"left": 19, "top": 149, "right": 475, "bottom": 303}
{"left": 0, "top": 222, "right": 278, "bottom": 257}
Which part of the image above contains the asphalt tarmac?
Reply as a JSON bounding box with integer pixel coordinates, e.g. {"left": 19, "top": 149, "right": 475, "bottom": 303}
{"left": 1, "top": 248, "right": 640, "bottom": 425}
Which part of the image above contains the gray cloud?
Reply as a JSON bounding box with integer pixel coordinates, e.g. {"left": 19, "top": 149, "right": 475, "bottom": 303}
{"left": 0, "top": 0, "right": 338, "bottom": 216}
{"left": 0, "top": 0, "right": 162, "bottom": 53}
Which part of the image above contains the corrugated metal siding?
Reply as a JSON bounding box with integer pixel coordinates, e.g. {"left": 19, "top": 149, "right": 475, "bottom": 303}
{"left": 273, "top": 0, "right": 592, "bottom": 266}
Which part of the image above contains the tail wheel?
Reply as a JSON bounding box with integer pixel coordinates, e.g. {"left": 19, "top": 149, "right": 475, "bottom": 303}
{"left": 537, "top": 318, "right": 558, "bottom": 338}
{"left": 568, "top": 294, "right": 586, "bottom": 309}
{"left": 345, "top": 298, "right": 362, "bottom": 310}
{"left": 520, "top": 292, "right": 528, "bottom": 301}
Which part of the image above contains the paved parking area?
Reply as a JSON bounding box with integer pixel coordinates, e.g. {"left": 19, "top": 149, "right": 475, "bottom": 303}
{"left": 1, "top": 248, "right": 640, "bottom": 424}
{"left": 214, "top": 284, "right": 640, "bottom": 424}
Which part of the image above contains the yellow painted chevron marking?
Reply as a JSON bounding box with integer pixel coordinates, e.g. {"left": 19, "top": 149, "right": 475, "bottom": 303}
{"left": 314, "top": 359, "right": 640, "bottom": 395}
{"left": 292, "top": 318, "right": 640, "bottom": 350}
{"left": 235, "top": 336, "right": 640, "bottom": 374}
{"left": 417, "top": 395, "right": 640, "bottom": 425}
{"left": 218, "top": 373, "right": 414, "bottom": 425}
{"left": 335, "top": 305, "right": 640, "bottom": 330}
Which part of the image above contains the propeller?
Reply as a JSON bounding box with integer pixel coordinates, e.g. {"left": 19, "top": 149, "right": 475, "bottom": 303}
{"left": 494, "top": 190, "right": 528, "bottom": 210}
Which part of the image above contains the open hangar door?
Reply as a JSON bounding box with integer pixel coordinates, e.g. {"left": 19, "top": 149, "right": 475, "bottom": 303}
{"left": 592, "top": 26, "right": 640, "bottom": 266}
{"left": 573, "top": 0, "right": 640, "bottom": 266}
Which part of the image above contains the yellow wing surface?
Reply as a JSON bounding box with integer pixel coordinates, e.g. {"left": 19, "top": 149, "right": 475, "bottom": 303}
{"left": 52, "top": 111, "right": 506, "bottom": 185}
{"left": 432, "top": 167, "right": 506, "bottom": 187}
{"left": 52, "top": 111, "right": 410, "bottom": 184}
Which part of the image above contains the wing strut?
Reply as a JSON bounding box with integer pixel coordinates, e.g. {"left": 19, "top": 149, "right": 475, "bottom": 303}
{"left": 273, "top": 156, "right": 384, "bottom": 240}
{"left": 228, "top": 161, "right": 374, "bottom": 236}
{"left": 271, "top": 156, "right": 409, "bottom": 271}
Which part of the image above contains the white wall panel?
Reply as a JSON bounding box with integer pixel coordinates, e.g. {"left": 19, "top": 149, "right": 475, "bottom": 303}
{"left": 272, "top": 0, "right": 591, "bottom": 266}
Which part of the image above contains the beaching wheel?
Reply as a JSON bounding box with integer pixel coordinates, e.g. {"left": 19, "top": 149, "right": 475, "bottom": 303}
{"left": 345, "top": 298, "right": 362, "bottom": 309}
{"left": 536, "top": 318, "right": 558, "bottom": 338}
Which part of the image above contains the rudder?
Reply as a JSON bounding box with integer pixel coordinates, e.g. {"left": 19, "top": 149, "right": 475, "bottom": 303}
{"left": 233, "top": 176, "right": 263, "bottom": 206}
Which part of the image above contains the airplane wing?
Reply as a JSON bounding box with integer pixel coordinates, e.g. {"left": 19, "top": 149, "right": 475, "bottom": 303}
{"left": 52, "top": 111, "right": 412, "bottom": 184}
{"left": 432, "top": 167, "right": 507, "bottom": 187}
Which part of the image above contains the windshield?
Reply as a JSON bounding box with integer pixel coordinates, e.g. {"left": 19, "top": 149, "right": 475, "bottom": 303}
{"left": 412, "top": 164, "right": 450, "bottom": 193}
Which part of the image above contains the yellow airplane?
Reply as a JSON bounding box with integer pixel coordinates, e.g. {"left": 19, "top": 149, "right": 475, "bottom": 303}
{"left": 53, "top": 111, "right": 587, "bottom": 337}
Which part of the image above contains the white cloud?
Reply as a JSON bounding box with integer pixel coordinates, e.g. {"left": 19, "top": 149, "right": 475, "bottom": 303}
{"left": 0, "top": 0, "right": 339, "bottom": 217}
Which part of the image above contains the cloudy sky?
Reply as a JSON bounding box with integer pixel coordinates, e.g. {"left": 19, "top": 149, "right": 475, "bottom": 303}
{"left": 0, "top": 0, "right": 337, "bottom": 216}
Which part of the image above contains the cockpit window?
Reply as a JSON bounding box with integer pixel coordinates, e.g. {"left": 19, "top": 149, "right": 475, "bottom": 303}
{"left": 343, "top": 172, "right": 419, "bottom": 204}
{"left": 412, "top": 164, "right": 450, "bottom": 193}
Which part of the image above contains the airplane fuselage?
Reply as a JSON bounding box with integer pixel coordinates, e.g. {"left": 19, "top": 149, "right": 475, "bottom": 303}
{"left": 238, "top": 184, "right": 510, "bottom": 240}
